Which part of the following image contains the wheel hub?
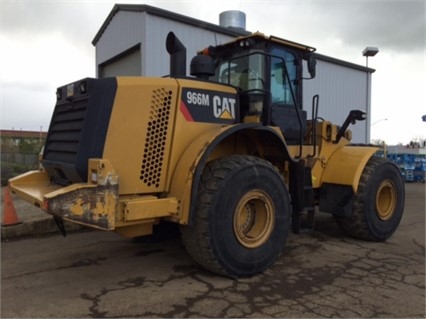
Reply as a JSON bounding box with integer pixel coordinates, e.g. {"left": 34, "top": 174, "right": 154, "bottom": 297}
{"left": 375, "top": 180, "right": 396, "bottom": 221}
{"left": 233, "top": 190, "right": 275, "bottom": 248}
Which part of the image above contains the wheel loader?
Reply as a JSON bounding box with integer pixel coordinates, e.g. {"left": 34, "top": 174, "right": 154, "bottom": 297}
{"left": 9, "top": 31, "right": 405, "bottom": 277}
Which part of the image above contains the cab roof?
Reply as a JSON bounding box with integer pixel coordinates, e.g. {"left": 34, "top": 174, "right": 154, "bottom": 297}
{"left": 200, "top": 31, "right": 316, "bottom": 55}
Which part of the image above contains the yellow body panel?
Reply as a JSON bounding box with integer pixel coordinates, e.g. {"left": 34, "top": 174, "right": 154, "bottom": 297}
{"left": 320, "top": 146, "right": 379, "bottom": 192}
{"left": 167, "top": 79, "right": 238, "bottom": 184}
{"left": 102, "top": 77, "right": 237, "bottom": 197}
{"left": 102, "top": 77, "right": 179, "bottom": 194}
{"left": 122, "top": 196, "right": 178, "bottom": 221}
{"left": 169, "top": 125, "right": 237, "bottom": 223}
{"left": 9, "top": 170, "right": 60, "bottom": 208}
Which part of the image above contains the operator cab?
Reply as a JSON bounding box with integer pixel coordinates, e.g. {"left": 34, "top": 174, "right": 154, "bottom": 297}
{"left": 193, "top": 32, "right": 316, "bottom": 144}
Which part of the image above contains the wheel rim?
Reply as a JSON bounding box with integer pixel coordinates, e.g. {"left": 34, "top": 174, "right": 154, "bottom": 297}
{"left": 375, "top": 180, "right": 397, "bottom": 221}
{"left": 233, "top": 190, "right": 275, "bottom": 248}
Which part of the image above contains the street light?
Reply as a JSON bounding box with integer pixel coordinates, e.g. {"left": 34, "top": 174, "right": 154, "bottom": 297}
{"left": 362, "top": 47, "right": 379, "bottom": 67}
{"left": 363, "top": 46, "right": 379, "bottom": 143}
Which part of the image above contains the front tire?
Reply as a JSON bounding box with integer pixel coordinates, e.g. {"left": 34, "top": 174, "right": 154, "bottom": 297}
{"left": 181, "top": 155, "right": 291, "bottom": 277}
{"left": 336, "top": 157, "right": 405, "bottom": 241}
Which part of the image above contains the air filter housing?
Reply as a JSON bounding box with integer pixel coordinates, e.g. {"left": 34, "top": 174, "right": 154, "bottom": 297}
{"left": 219, "top": 10, "right": 246, "bottom": 30}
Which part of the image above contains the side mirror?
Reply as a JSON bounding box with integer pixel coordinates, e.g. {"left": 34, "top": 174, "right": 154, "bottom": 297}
{"left": 335, "top": 109, "right": 366, "bottom": 143}
{"left": 307, "top": 53, "right": 316, "bottom": 79}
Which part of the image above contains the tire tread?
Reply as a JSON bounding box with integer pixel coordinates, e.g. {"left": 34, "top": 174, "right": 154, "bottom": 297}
{"left": 336, "top": 156, "right": 404, "bottom": 241}
{"left": 181, "top": 155, "right": 285, "bottom": 276}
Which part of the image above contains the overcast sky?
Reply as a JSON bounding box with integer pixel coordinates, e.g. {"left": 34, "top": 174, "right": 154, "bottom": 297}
{"left": 1, "top": 0, "right": 425, "bottom": 145}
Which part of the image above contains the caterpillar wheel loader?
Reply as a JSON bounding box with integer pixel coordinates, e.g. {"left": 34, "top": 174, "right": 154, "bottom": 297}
{"left": 9, "top": 31, "right": 405, "bottom": 278}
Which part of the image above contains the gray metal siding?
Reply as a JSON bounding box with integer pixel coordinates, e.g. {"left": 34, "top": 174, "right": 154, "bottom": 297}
{"left": 96, "top": 11, "right": 145, "bottom": 70}
{"left": 303, "top": 59, "right": 369, "bottom": 143}
{"left": 95, "top": 11, "right": 237, "bottom": 78}
{"left": 100, "top": 47, "right": 141, "bottom": 77}
{"left": 143, "top": 14, "right": 236, "bottom": 76}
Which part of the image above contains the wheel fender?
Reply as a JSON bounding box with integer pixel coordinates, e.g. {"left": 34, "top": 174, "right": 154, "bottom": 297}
{"left": 320, "top": 146, "right": 380, "bottom": 192}
{"left": 169, "top": 123, "right": 290, "bottom": 225}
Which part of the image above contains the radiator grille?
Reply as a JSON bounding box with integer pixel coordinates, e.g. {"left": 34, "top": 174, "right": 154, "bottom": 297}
{"left": 44, "top": 99, "right": 87, "bottom": 163}
{"left": 41, "top": 78, "right": 117, "bottom": 184}
{"left": 140, "top": 88, "right": 173, "bottom": 188}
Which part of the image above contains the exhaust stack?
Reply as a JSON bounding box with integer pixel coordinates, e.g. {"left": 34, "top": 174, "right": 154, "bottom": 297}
{"left": 166, "top": 32, "right": 186, "bottom": 77}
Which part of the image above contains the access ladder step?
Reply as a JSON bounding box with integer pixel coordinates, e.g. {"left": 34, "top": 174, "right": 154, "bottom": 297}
{"left": 292, "top": 207, "right": 315, "bottom": 234}
{"left": 289, "top": 161, "right": 316, "bottom": 233}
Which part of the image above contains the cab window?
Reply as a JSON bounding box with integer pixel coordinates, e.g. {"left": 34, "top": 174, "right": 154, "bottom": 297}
{"left": 270, "top": 48, "right": 297, "bottom": 106}
{"left": 215, "top": 52, "right": 266, "bottom": 91}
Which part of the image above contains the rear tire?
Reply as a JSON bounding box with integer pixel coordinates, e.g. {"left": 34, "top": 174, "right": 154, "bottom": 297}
{"left": 181, "top": 155, "right": 291, "bottom": 277}
{"left": 336, "top": 157, "right": 405, "bottom": 241}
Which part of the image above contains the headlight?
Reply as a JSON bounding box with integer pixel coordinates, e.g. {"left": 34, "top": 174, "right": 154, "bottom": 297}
{"left": 80, "top": 81, "right": 87, "bottom": 94}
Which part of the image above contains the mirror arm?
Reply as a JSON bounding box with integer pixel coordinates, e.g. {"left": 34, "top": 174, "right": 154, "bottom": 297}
{"left": 335, "top": 110, "right": 366, "bottom": 143}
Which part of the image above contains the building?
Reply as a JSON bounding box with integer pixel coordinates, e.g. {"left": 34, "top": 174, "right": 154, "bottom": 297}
{"left": 1, "top": 130, "right": 47, "bottom": 178}
{"left": 92, "top": 4, "right": 374, "bottom": 143}
{"left": 92, "top": 4, "right": 249, "bottom": 78}
{"left": 1, "top": 129, "right": 47, "bottom": 145}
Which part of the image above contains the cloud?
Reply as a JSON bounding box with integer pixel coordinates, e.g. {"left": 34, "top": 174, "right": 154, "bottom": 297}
{"left": 1, "top": 1, "right": 113, "bottom": 61}
{"left": 1, "top": 32, "right": 94, "bottom": 85}
{"left": 304, "top": 0, "right": 425, "bottom": 53}
{"left": 1, "top": 84, "right": 54, "bottom": 131}
{"left": 2, "top": 1, "right": 109, "bottom": 38}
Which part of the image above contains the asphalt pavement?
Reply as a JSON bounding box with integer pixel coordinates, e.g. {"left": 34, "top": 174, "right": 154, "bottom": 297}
{"left": 1, "top": 182, "right": 424, "bottom": 318}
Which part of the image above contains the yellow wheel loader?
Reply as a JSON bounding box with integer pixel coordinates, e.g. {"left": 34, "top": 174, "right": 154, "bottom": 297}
{"left": 9, "top": 32, "right": 405, "bottom": 277}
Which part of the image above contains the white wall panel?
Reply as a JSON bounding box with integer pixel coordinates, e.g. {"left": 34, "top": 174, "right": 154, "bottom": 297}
{"left": 303, "top": 58, "right": 370, "bottom": 143}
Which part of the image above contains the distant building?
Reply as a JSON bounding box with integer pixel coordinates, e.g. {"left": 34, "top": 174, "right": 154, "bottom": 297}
{"left": 1, "top": 129, "right": 47, "bottom": 145}
{"left": 387, "top": 143, "right": 426, "bottom": 155}
{"left": 92, "top": 4, "right": 374, "bottom": 143}
{"left": 1, "top": 130, "right": 47, "bottom": 172}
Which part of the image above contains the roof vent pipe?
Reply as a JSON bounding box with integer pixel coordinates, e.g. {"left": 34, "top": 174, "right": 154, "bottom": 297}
{"left": 219, "top": 10, "right": 246, "bottom": 30}
{"left": 166, "top": 32, "right": 186, "bottom": 77}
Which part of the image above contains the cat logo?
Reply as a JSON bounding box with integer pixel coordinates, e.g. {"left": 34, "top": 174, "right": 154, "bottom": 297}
{"left": 213, "top": 96, "right": 236, "bottom": 120}
{"left": 181, "top": 88, "right": 239, "bottom": 124}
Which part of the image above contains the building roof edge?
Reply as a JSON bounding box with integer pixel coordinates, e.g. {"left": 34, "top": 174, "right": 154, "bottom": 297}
{"left": 315, "top": 53, "right": 375, "bottom": 73}
{"left": 92, "top": 4, "right": 250, "bottom": 45}
{"left": 92, "top": 4, "right": 374, "bottom": 74}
